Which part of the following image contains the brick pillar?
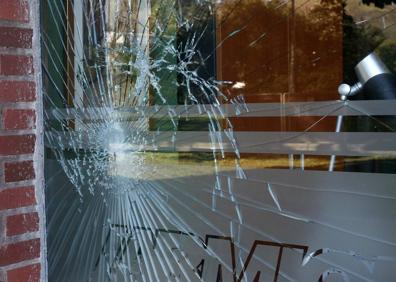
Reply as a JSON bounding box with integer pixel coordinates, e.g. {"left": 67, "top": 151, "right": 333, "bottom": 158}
{"left": 0, "top": 0, "right": 46, "bottom": 281}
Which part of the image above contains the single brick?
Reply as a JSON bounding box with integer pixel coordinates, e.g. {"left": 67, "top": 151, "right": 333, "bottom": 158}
{"left": 0, "top": 81, "right": 36, "bottom": 102}
{"left": 4, "top": 161, "right": 35, "bottom": 183}
{"left": 0, "top": 239, "right": 40, "bottom": 267}
{"left": 7, "top": 263, "right": 40, "bottom": 282}
{"left": 0, "top": 0, "right": 29, "bottom": 23}
{"left": 0, "top": 27, "right": 32, "bottom": 49}
{"left": 0, "top": 135, "right": 35, "bottom": 155}
{"left": 0, "top": 187, "right": 36, "bottom": 210}
{"left": 6, "top": 212, "right": 39, "bottom": 236}
{"left": 0, "top": 55, "right": 33, "bottom": 76}
{"left": 3, "top": 109, "right": 36, "bottom": 130}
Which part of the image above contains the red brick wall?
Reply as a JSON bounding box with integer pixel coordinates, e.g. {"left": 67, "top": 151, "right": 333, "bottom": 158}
{"left": 0, "top": 0, "right": 45, "bottom": 281}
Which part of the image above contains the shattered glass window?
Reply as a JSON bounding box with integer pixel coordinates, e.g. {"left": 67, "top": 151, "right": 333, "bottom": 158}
{"left": 41, "top": 0, "right": 396, "bottom": 281}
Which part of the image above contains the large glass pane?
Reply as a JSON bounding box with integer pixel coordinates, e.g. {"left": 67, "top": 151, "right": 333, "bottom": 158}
{"left": 41, "top": 0, "right": 396, "bottom": 281}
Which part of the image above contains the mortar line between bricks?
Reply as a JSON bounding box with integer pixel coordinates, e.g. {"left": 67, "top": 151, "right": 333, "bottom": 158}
{"left": 0, "top": 131, "right": 36, "bottom": 137}
{"left": 0, "top": 48, "right": 33, "bottom": 56}
{"left": 0, "top": 155, "right": 34, "bottom": 162}
{"left": 0, "top": 206, "right": 38, "bottom": 217}
{"left": 0, "top": 102, "right": 36, "bottom": 108}
{"left": 0, "top": 130, "right": 38, "bottom": 137}
{"left": 0, "top": 76, "right": 35, "bottom": 82}
{"left": 0, "top": 21, "right": 32, "bottom": 29}
{"left": 0, "top": 180, "right": 36, "bottom": 190}
{"left": 0, "top": 258, "right": 41, "bottom": 272}
{"left": 0, "top": 231, "right": 40, "bottom": 245}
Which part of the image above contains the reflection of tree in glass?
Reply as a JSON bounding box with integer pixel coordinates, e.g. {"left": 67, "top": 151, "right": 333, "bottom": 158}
{"left": 362, "top": 0, "right": 396, "bottom": 8}
{"left": 294, "top": 0, "right": 343, "bottom": 96}
{"left": 343, "top": 6, "right": 385, "bottom": 84}
{"left": 377, "top": 39, "right": 396, "bottom": 73}
{"left": 343, "top": 0, "right": 396, "bottom": 86}
{"left": 218, "top": 0, "right": 343, "bottom": 100}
